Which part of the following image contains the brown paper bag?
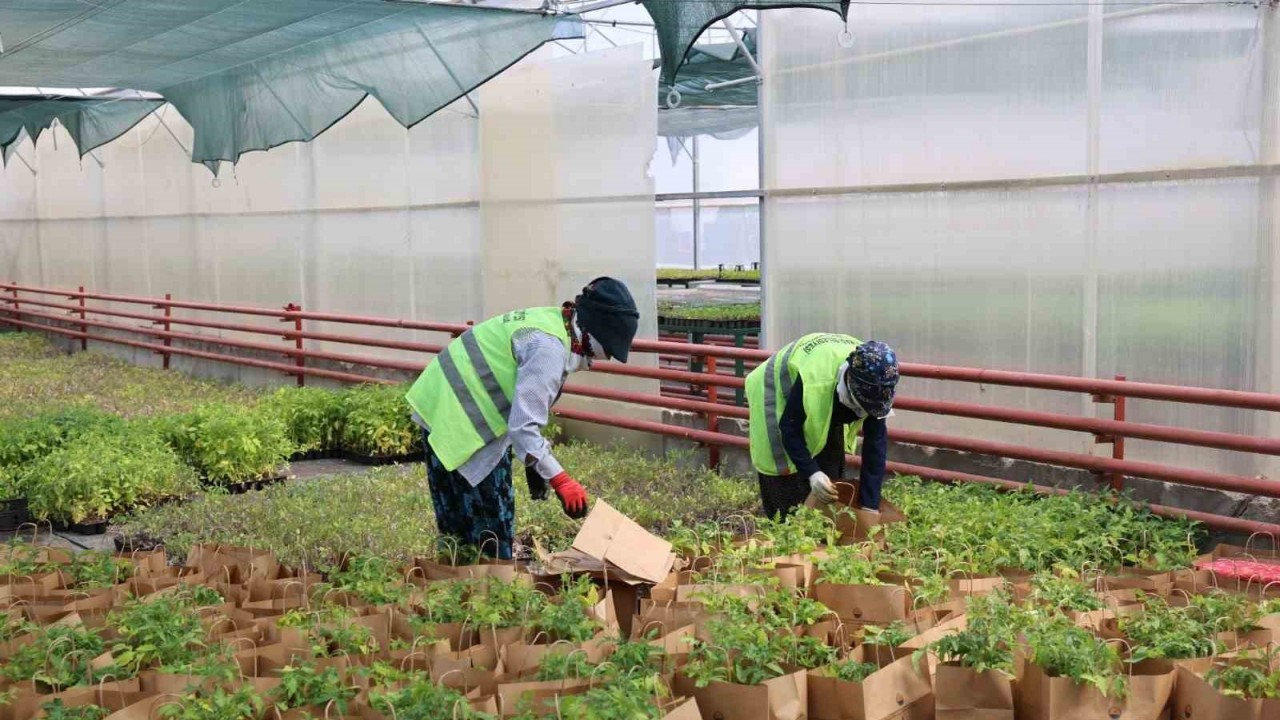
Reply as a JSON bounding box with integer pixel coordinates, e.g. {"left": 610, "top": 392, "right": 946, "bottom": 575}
{"left": 571, "top": 500, "right": 676, "bottom": 584}
{"left": 806, "top": 647, "right": 933, "bottom": 720}
{"left": 675, "top": 668, "right": 808, "bottom": 720}
{"left": 805, "top": 482, "right": 906, "bottom": 546}
{"left": 661, "top": 697, "right": 702, "bottom": 720}
{"left": 934, "top": 663, "right": 1015, "bottom": 720}
{"left": 495, "top": 677, "right": 590, "bottom": 717}
{"left": 1172, "top": 657, "right": 1280, "bottom": 720}
{"left": 811, "top": 575, "right": 912, "bottom": 625}
{"left": 1019, "top": 659, "right": 1173, "bottom": 720}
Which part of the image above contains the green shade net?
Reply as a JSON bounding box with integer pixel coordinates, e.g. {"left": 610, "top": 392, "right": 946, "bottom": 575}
{"left": 0, "top": 1, "right": 582, "bottom": 170}
{"left": 657, "top": 30, "right": 758, "bottom": 137}
{"left": 643, "top": 0, "right": 847, "bottom": 84}
{"left": 0, "top": 95, "right": 163, "bottom": 164}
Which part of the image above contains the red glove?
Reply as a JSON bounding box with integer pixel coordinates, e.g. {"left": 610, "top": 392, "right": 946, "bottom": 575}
{"left": 549, "top": 472, "right": 589, "bottom": 519}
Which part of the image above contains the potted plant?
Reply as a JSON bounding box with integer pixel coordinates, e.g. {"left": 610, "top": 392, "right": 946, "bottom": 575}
{"left": 158, "top": 403, "right": 293, "bottom": 490}
{"left": 24, "top": 426, "right": 198, "bottom": 533}
{"left": 258, "top": 387, "right": 345, "bottom": 461}
{"left": 339, "top": 384, "right": 422, "bottom": 464}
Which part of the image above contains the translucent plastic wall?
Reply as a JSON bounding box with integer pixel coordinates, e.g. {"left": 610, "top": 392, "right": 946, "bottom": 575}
{"left": 480, "top": 45, "right": 660, "bottom": 415}
{"left": 762, "top": 4, "right": 1278, "bottom": 478}
{"left": 0, "top": 45, "right": 659, "bottom": 398}
{"left": 0, "top": 98, "right": 482, "bottom": 377}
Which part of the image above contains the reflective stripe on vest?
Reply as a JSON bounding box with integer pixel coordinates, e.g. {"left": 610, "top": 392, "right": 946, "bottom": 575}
{"left": 760, "top": 341, "right": 798, "bottom": 475}
{"left": 404, "top": 307, "right": 569, "bottom": 472}
{"left": 747, "top": 333, "right": 863, "bottom": 476}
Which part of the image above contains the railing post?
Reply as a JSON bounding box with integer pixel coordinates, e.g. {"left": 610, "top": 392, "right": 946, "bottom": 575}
{"left": 1112, "top": 374, "right": 1127, "bottom": 491}
{"left": 283, "top": 303, "right": 304, "bottom": 387}
{"left": 151, "top": 294, "right": 173, "bottom": 369}
{"left": 75, "top": 286, "right": 87, "bottom": 350}
{"left": 705, "top": 354, "right": 721, "bottom": 470}
{"left": 1091, "top": 374, "right": 1127, "bottom": 492}
{"left": 8, "top": 284, "right": 20, "bottom": 332}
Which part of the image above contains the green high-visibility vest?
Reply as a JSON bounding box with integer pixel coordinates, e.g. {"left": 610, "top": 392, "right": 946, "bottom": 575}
{"left": 746, "top": 333, "right": 866, "bottom": 476}
{"left": 405, "top": 307, "right": 569, "bottom": 472}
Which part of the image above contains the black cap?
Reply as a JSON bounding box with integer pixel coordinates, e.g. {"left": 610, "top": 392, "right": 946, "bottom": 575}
{"left": 575, "top": 277, "right": 640, "bottom": 363}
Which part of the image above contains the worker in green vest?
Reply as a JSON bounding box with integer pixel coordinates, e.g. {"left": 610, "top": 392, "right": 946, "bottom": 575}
{"left": 405, "top": 278, "right": 640, "bottom": 560}
{"left": 745, "top": 335, "right": 898, "bottom": 519}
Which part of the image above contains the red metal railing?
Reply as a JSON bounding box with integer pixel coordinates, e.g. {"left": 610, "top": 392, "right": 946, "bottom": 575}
{"left": 2, "top": 281, "right": 1279, "bottom": 536}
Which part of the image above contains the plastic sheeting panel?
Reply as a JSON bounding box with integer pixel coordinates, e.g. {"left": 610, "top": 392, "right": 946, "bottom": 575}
{"left": 762, "top": 5, "right": 1278, "bottom": 478}
{"left": 479, "top": 44, "right": 658, "bottom": 413}
{"left": 0, "top": 1, "right": 579, "bottom": 168}
{"left": 0, "top": 97, "right": 484, "bottom": 380}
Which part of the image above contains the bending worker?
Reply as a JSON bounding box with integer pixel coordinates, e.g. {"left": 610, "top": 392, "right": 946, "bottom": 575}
{"left": 746, "top": 334, "right": 899, "bottom": 519}
{"left": 405, "top": 278, "right": 640, "bottom": 559}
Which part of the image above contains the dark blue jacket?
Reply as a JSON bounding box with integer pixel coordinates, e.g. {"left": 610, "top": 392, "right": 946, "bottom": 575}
{"left": 778, "top": 376, "right": 888, "bottom": 510}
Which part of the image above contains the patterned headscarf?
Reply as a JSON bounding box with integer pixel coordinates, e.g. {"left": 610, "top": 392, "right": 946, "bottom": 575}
{"left": 845, "top": 340, "right": 899, "bottom": 419}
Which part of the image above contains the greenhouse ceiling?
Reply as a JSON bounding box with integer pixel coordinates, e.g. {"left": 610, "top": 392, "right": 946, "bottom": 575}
{"left": 0, "top": 0, "right": 847, "bottom": 168}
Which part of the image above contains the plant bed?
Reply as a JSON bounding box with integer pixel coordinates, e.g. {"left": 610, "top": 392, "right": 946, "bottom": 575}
{"left": 341, "top": 449, "right": 425, "bottom": 466}
{"left": 658, "top": 315, "right": 761, "bottom": 332}
{"left": 339, "top": 384, "right": 421, "bottom": 461}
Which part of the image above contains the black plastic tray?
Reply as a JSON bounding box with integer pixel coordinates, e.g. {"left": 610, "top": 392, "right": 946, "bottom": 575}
{"left": 342, "top": 450, "right": 425, "bottom": 466}
{"left": 0, "top": 498, "right": 28, "bottom": 532}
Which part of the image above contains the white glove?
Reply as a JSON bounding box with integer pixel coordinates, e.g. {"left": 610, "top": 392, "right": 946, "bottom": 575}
{"left": 808, "top": 471, "right": 837, "bottom": 504}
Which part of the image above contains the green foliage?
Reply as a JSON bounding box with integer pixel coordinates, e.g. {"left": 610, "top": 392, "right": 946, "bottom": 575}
{"left": 815, "top": 544, "right": 888, "bottom": 586}
{"left": 116, "top": 467, "right": 439, "bottom": 570}
{"left": 1027, "top": 569, "right": 1104, "bottom": 613}
{"left": 1, "top": 625, "right": 107, "bottom": 691}
{"left": 64, "top": 551, "right": 134, "bottom": 589}
{"left": 1026, "top": 618, "right": 1127, "bottom": 700}
{"left": 1120, "top": 592, "right": 1221, "bottom": 662}
{"left": 24, "top": 425, "right": 197, "bottom": 523}
{"left": 38, "top": 699, "right": 109, "bottom": 720}
{"left": 1188, "top": 589, "right": 1263, "bottom": 633}
{"left": 465, "top": 578, "right": 546, "bottom": 629}
{"left": 862, "top": 622, "right": 914, "bottom": 649}
{"left": 157, "top": 403, "right": 292, "bottom": 485}
{"left": 156, "top": 686, "right": 264, "bottom": 720}
{"left": 656, "top": 302, "right": 760, "bottom": 322}
{"left": 274, "top": 663, "right": 356, "bottom": 713}
{"left": 326, "top": 555, "right": 409, "bottom": 605}
{"left": 0, "top": 405, "right": 123, "bottom": 470}
{"left": 684, "top": 588, "right": 832, "bottom": 687}
{"left": 535, "top": 650, "right": 597, "bottom": 681}
{"left": 258, "top": 387, "right": 344, "bottom": 455}
{"left": 369, "top": 673, "right": 495, "bottom": 720}
{"left": 822, "top": 658, "right": 880, "bottom": 682}
{"left": 882, "top": 477, "right": 1200, "bottom": 574}
{"left": 924, "top": 589, "right": 1025, "bottom": 674}
{"left": 0, "top": 342, "right": 257, "bottom": 425}
{"left": 540, "top": 675, "right": 670, "bottom": 720}
{"left": 532, "top": 575, "right": 602, "bottom": 643}
{"left": 1205, "top": 647, "right": 1280, "bottom": 700}
{"left": 339, "top": 384, "right": 420, "bottom": 457}
{"left": 107, "top": 593, "right": 208, "bottom": 673}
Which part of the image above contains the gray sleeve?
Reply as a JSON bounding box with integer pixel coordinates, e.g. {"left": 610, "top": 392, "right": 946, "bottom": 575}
{"left": 509, "top": 329, "right": 568, "bottom": 480}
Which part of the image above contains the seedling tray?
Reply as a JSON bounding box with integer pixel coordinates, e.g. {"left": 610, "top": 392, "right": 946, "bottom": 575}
{"left": 0, "top": 498, "right": 29, "bottom": 532}
{"left": 342, "top": 450, "right": 425, "bottom": 466}
{"left": 55, "top": 518, "right": 108, "bottom": 536}
{"left": 290, "top": 448, "right": 341, "bottom": 462}
{"left": 226, "top": 474, "right": 289, "bottom": 495}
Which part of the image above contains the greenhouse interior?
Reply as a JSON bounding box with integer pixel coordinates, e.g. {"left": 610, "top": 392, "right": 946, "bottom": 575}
{"left": 0, "top": 1, "right": 1278, "bottom": 718}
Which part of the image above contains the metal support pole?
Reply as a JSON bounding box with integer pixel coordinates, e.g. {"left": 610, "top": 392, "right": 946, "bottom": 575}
{"left": 1090, "top": 375, "right": 1126, "bottom": 491}
{"left": 161, "top": 294, "right": 172, "bottom": 369}
{"left": 8, "top": 285, "right": 20, "bottom": 332}
{"left": 705, "top": 355, "right": 721, "bottom": 469}
{"left": 283, "top": 303, "right": 305, "bottom": 387}
{"left": 692, "top": 135, "right": 701, "bottom": 270}
{"left": 1112, "top": 375, "right": 1127, "bottom": 491}
{"left": 75, "top": 286, "right": 86, "bottom": 350}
